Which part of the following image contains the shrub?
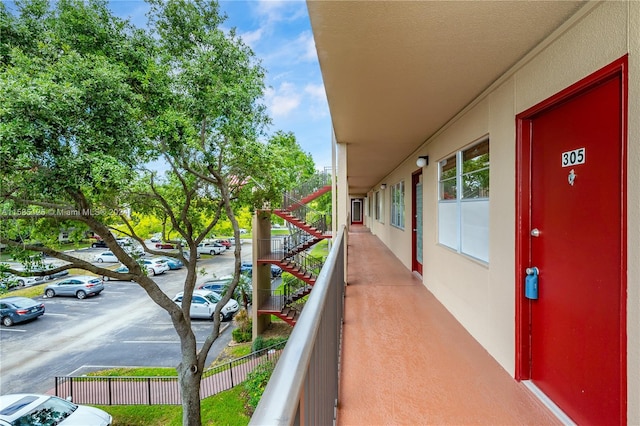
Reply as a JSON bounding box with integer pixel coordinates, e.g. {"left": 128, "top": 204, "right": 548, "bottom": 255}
{"left": 251, "top": 335, "right": 265, "bottom": 352}
{"left": 243, "top": 359, "right": 276, "bottom": 414}
{"left": 232, "top": 309, "right": 252, "bottom": 343}
{"left": 232, "top": 327, "right": 252, "bottom": 343}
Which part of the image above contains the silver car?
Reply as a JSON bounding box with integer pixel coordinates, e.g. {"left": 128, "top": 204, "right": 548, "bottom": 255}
{"left": 44, "top": 275, "right": 104, "bottom": 299}
{"left": 93, "top": 251, "right": 119, "bottom": 263}
{"left": 0, "top": 393, "right": 112, "bottom": 425}
{"left": 173, "top": 290, "right": 239, "bottom": 321}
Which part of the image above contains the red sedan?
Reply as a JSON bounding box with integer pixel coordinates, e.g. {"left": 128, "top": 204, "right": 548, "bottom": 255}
{"left": 215, "top": 239, "right": 231, "bottom": 249}
{"left": 155, "top": 242, "right": 175, "bottom": 249}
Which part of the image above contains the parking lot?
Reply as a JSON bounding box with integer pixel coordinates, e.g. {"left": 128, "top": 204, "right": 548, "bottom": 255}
{"left": 0, "top": 244, "right": 250, "bottom": 395}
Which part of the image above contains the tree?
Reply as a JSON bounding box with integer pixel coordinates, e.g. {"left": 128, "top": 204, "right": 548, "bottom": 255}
{"left": 0, "top": 1, "right": 307, "bottom": 424}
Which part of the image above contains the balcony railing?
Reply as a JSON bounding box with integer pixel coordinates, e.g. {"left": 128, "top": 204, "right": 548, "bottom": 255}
{"left": 249, "top": 226, "right": 345, "bottom": 425}
{"left": 54, "top": 341, "right": 287, "bottom": 405}
{"left": 282, "top": 167, "right": 332, "bottom": 210}
{"left": 282, "top": 204, "right": 329, "bottom": 235}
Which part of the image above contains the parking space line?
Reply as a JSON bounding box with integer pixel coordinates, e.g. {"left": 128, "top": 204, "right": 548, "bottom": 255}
{"left": 0, "top": 328, "right": 26, "bottom": 333}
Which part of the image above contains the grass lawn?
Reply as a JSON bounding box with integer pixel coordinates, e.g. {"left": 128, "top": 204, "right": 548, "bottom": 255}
{"left": 309, "top": 239, "right": 329, "bottom": 259}
{"left": 1, "top": 284, "right": 45, "bottom": 299}
{"left": 85, "top": 324, "right": 291, "bottom": 425}
{"left": 97, "top": 386, "right": 250, "bottom": 426}
{"left": 0, "top": 241, "right": 92, "bottom": 262}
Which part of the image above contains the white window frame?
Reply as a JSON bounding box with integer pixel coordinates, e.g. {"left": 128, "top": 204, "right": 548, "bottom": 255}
{"left": 390, "top": 181, "right": 405, "bottom": 229}
{"left": 438, "top": 138, "right": 490, "bottom": 263}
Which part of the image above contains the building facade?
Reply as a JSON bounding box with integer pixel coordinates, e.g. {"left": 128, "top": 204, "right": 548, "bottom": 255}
{"left": 311, "top": 1, "right": 639, "bottom": 424}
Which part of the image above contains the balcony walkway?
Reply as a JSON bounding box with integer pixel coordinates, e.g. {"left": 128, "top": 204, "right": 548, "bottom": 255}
{"left": 338, "top": 226, "right": 560, "bottom": 425}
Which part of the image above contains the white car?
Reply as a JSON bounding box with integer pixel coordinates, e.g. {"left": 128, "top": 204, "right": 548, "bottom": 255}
{"left": 139, "top": 258, "right": 170, "bottom": 276}
{"left": 124, "top": 244, "right": 145, "bottom": 257}
{"left": 0, "top": 273, "right": 44, "bottom": 288}
{"left": 0, "top": 393, "right": 112, "bottom": 425}
{"left": 196, "top": 242, "right": 225, "bottom": 256}
{"left": 173, "top": 290, "right": 239, "bottom": 321}
{"left": 94, "top": 251, "right": 119, "bottom": 263}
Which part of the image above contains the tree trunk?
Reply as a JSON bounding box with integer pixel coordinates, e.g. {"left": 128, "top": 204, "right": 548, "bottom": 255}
{"left": 178, "top": 361, "right": 203, "bottom": 426}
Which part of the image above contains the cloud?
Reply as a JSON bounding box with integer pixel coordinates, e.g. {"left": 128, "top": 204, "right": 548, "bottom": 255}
{"left": 237, "top": 27, "right": 263, "bottom": 48}
{"left": 304, "top": 84, "right": 329, "bottom": 120}
{"left": 256, "top": 0, "right": 307, "bottom": 26}
{"left": 304, "top": 83, "right": 326, "bottom": 101}
{"left": 265, "top": 82, "right": 302, "bottom": 118}
{"left": 302, "top": 31, "right": 317, "bottom": 61}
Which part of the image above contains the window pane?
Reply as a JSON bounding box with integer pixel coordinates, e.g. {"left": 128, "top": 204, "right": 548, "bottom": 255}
{"left": 462, "top": 140, "right": 489, "bottom": 199}
{"left": 440, "top": 178, "right": 457, "bottom": 200}
{"left": 461, "top": 199, "right": 489, "bottom": 262}
{"left": 391, "top": 181, "right": 405, "bottom": 229}
{"left": 438, "top": 201, "right": 458, "bottom": 249}
{"left": 462, "top": 140, "right": 489, "bottom": 170}
{"left": 439, "top": 155, "right": 457, "bottom": 200}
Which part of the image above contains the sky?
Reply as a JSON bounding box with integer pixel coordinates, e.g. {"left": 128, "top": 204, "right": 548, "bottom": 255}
{"left": 108, "top": 0, "right": 332, "bottom": 170}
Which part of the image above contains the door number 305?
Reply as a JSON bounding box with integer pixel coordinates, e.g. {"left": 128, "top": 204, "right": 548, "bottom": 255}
{"left": 561, "top": 147, "right": 585, "bottom": 167}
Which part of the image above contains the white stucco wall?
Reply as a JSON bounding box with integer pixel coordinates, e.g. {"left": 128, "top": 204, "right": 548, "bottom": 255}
{"left": 626, "top": 1, "right": 639, "bottom": 423}
{"left": 368, "top": 2, "right": 638, "bottom": 422}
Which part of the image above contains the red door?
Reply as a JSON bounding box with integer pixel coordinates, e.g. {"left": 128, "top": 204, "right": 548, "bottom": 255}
{"left": 517, "top": 58, "right": 627, "bottom": 425}
{"left": 351, "top": 198, "right": 363, "bottom": 225}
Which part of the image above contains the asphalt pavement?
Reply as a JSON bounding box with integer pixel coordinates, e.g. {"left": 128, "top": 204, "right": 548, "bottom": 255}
{"left": 0, "top": 243, "right": 251, "bottom": 395}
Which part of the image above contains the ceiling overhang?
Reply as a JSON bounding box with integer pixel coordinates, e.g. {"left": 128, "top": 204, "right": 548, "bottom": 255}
{"left": 307, "top": 0, "right": 586, "bottom": 195}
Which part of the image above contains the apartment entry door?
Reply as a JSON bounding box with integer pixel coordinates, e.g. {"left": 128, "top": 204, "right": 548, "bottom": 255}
{"left": 516, "top": 58, "right": 626, "bottom": 425}
{"left": 351, "top": 198, "right": 363, "bottom": 225}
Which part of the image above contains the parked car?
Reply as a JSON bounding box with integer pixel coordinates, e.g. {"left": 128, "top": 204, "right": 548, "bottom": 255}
{"left": 102, "top": 265, "right": 155, "bottom": 281}
{"left": 179, "top": 250, "right": 200, "bottom": 261}
{"left": 240, "top": 262, "right": 282, "bottom": 278}
{"left": 155, "top": 256, "right": 184, "bottom": 270}
{"left": 172, "top": 290, "right": 239, "bottom": 321}
{"left": 0, "top": 297, "right": 45, "bottom": 327}
{"left": 94, "top": 251, "right": 118, "bottom": 263}
{"left": 197, "top": 279, "right": 228, "bottom": 294}
{"left": 32, "top": 263, "right": 70, "bottom": 281}
{"left": 198, "top": 276, "right": 252, "bottom": 304}
{"left": 0, "top": 273, "right": 43, "bottom": 288}
{"left": 240, "top": 262, "right": 253, "bottom": 276}
{"left": 271, "top": 264, "right": 283, "bottom": 277}
{"left": 102, "top": 265, "right": 131, "bottom": 281}
{"left": 44, "top": 275, "right": 104, "bottom": 299}
{"left": 155, "top": 242, "right": 175, "bottom": 249}
{"left": 196, "top": 242, "right": 225, "bottom": 256}
{"left": 124, "top": 244, "right": 145, "bottom": 257}
{"left": 214, "top": 239, "right": 231, "bottom": 249}
{"left": 91, "top": 240, "right": 108, "bottom": 248}
{"left": 0, "top": 393, "right": 112, "bottom": 425}
{"left": 116, "top": 237, "right": 132, "bottom": 246}
{"left": 139, "top": 258, "right": 170, "bottom": 276}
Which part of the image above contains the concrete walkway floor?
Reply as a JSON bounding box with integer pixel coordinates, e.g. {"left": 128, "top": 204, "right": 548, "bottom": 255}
{"left": 337, "top": 226, "right": 560, "bottom": 425}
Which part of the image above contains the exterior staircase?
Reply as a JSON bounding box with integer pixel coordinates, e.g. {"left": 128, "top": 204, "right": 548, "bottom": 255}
{"left": 256, "top": 169, "right": 332, "bottom": 326}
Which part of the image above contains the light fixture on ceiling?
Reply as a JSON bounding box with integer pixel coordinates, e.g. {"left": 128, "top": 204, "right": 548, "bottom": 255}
{"left": 416, "top": 155, "right": 429, "bottom": 167}
{"left": 380, "top": 183, "right": 387, "bottom": 190}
